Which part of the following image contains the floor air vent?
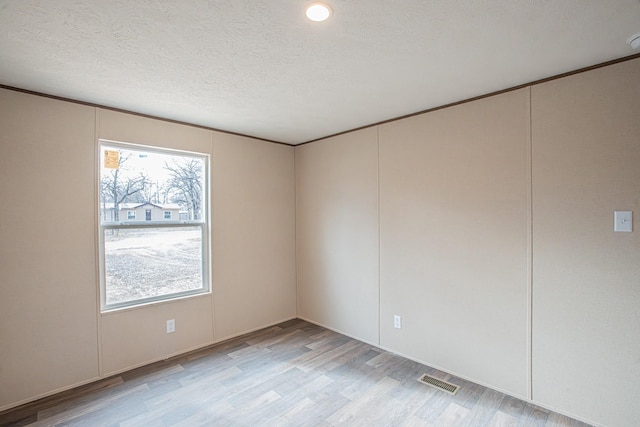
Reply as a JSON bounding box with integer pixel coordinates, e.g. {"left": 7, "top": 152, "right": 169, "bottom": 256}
{"left": 418, "top": 374, "right": 460, "bottom": 395}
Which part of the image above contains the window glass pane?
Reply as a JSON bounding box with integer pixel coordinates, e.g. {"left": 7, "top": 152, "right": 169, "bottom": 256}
{"left": 100, "top": 146, "right": 204, "bottom": 224}
{"left": 104, "top": 226, "right": 203, "bottom": 306}
{"left": 99, "top": 142, "right": 208, "bottom": 310}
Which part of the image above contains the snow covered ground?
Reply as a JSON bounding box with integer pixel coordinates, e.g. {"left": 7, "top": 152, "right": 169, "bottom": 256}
{"left": 104, "top": 227, "right": 203, "bottom": 305}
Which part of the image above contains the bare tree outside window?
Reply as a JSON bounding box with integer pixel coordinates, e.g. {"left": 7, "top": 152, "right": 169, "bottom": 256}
{"left": 164, "top": 159, "right": 203, "bottom": 220}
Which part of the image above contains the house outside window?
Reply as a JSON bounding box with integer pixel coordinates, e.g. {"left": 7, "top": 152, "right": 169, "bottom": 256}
{"left": 99, "top": 141, "right": 209, "bottom": 311}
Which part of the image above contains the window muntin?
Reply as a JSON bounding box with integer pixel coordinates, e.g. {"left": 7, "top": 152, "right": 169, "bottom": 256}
{"left": 99, "top": 141, "right": 209, "bottom": 310}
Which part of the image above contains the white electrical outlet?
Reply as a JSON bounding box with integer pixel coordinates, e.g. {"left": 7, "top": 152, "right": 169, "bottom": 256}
{"left": 393, "top": 315, "right": 402, "bottom": 329}
{"left": 166, "top": 319, "right": 175, "bottom": 333}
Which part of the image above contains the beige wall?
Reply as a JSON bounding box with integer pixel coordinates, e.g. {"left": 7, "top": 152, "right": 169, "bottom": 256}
{"left": 0, "top": 90, "right": 99, "bottom": 408}
{"left": 212, "top": 132, "right": 296, "bottom": 340}
{"left": 378, "top": 89, "right": 530, "bottom": 398}
{"left": 296, "top": 90, "right": 531, "bottom": 398}
{"left": 296, "top": 128, "right": 379, "bottom": 344}
{"left": 0, "top": 91, "right": 296, "bottom": 410}
{"left": 101, "top": 296, "right": 214, "bottom": 375}
{"left": 295, "top": 58, "right": 640, "bottom": 426}
{"left": 531, "top": 59, "right": 640, "bottom": 427}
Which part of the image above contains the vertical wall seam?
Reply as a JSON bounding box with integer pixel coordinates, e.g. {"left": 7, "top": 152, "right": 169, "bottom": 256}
{"left": 293, "top": 146, "right": 299, "bottom": 318}
{"left": 210, "top": 130, "right": 216, "bottom": 342}
{"left": 94, "top": 107, "right": 104, "bottom": 377}
{"left": 376, "top": 125, "right": 381, "bottom": 346}
{"left": 526, "top": 86, "right": 534, "bottom": 401}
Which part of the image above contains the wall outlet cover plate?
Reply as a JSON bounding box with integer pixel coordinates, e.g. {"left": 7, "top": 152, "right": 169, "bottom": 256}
{"left": 614, "top": 211, "right": 632, "bottom": 232}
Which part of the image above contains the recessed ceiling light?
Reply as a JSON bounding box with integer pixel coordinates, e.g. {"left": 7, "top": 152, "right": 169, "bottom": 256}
{"left": 306, "top": 2, "right": 332, "bottom": 22}
{"left": 627, "top": 32, "right": 640, "bottom": 50}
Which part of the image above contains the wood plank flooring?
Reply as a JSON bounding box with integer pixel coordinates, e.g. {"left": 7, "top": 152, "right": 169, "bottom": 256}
{"left": 0, "top": 319, "right": 593, "bottom": 427}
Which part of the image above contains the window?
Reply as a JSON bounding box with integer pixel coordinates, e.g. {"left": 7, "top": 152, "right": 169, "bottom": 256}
{"left": 99, "top": 141, "right": 209, "bottom": 310}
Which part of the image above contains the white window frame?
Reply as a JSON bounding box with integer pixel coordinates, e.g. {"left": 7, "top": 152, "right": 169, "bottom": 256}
{"left": 98, "top": 140, "right": 211, "bottom": 311}
{"left": 127, "top": 210, "right": 136, "bottom": 220}
{"left": 164, "top": 211, "right": 171, "bottom": 219}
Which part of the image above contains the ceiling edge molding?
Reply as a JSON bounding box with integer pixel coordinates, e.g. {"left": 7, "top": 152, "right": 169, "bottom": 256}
{"left": 2, "top": 52, "right": 639, "bottom": 147}
{"left": 0, "top": 84, "right": 291, "bottom": 147}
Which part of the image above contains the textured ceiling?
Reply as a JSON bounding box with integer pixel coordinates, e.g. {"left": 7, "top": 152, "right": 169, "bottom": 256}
{"left": 1, "top": 1, "right": 639, "bottom": 144}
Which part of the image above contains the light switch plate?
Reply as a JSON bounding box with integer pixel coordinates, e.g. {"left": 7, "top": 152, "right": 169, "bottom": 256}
{"left": 614, "top": 211, "right": 632, "bottom": 232}
{"left": 393, "top": 315, "right": 402, "bottom": 329}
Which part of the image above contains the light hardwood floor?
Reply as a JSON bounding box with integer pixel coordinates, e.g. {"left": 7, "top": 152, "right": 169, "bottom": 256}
{"left": 0, "top": 319, "right": 592, "bottom": 427}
